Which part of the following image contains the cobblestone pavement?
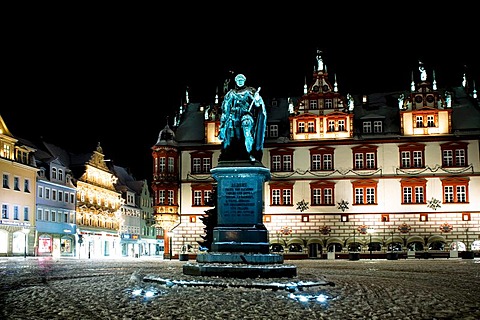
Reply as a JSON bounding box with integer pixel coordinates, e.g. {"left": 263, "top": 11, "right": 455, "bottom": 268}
{"left": 1, "top": 257, "right": 479, "bottom": 320}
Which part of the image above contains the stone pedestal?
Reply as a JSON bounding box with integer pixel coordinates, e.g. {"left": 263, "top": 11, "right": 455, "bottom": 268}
{"left": 210, "top": 160, "right": 271, "bottom": 254}
{"left": 183, "top": 160, "right": 297, "bottom": 278}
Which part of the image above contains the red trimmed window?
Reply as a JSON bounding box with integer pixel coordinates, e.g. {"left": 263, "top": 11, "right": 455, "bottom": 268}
{"left": 310, "top": 180, "right": 335, "bottom": 205}
{"left": 399, "top": 143, "right": 425, "bottom": 169}
{"left": 352, "top": 179, "right": 377, "bottom": 205}
{"left": 296, "top": 118, "right": 316, "bottom": 133}
{"left": 270, "top": 148, "right": 294, "bottom": 172}
{"left": 191, "top": 184, "right": 213, "bottom": 206}
{"left": 269, "top": 182, "right": 293, "bottom": 206}
{"left": 400, "top": 178, "right": 427, "bottom": 204}
{"left": 310, "top": 147, "right": 334, "bottom": 171}
{"left": 441, "top": 177, "right": 469, "bottom": 203}
{"left": 352, "top": 145, "right": 378, "bottom": 170}
{"left": 156, "top": 189, "right": 177, "bottom": 206}
{"left": 440, "top": 142, "right": 468, "bottom": 167}
{"left": 190, "top": 151, "right": 213, "bottom": 174}
{"left": 326, "top": 114, "right": 348, "bottom": 132}
{"left": 413, "top": 111, "right": 437, "bottom": 128}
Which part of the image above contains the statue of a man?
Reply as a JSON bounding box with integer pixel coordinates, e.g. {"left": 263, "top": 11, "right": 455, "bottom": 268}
{"left": 218, "top": 73, "right": 266, "bottom": 162}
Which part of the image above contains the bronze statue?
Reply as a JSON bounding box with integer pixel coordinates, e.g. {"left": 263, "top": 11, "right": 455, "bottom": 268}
{"left": 218, "top": 74, "right": 266, "bottom": 162}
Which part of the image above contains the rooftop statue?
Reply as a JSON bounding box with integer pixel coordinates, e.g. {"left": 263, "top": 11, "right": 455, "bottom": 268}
{"left": 218, "top": 73, "right": 266, "bottom": 163}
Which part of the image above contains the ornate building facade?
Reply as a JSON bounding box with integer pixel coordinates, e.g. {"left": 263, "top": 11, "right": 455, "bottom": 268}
{"left": 155, "top": 52, "right": 480, "bottom": 258}
{"left": 0, "top": 115, "right": 37, "bottom": 256}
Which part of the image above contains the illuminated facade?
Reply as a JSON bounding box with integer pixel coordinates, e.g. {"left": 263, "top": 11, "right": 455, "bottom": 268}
{"left": 0, "top": 114, "right": 37, "bottom": 256}
{"left": 163, "top": 52, "right": 479, "bottom": 258}
{"left": 151, "top": 124, "right": 179, "bottom": 258}
{"left": 112, "top": 165, "right": 159, "bottom": 257}
{"left": 73, "top": 143, "right": 123, "bottom": 258}
{"left": 34, "top": 144, "right": 77, "bottom": 258}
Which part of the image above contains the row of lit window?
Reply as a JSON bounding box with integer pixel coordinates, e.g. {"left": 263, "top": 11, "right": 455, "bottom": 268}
{"left": 2, "top": 174, "right": 30, "bottom": 192}
{"left": 187, "top": 212, "right": 473, "bottom": 225}
{"left": 78, "top": 190, "right": 117, "bottom": 209}
{"left": 38, "top": 185, "right": 75, "bottom": 204}
{"left": 36, "top": 208, "right": 74, "bottom": 223}
{"left": 154, "top": 156, "right": 176, "bottom": 173}
{"left": 79, "top": 215, "right": 117, "bottom": 229}
{"left": 155, "top": 189, "right": 175, "bottom": 205}
{"left": 188, "top": 143, "right": 468, "bottom": 174}
{"left": 188, "top": 178, "right": 469, "bottom": 207}
{"left": 1, "top": 204, "right": 29, "bottom": 220}
{"left": 263, "top": 212, "right": 472, "bottom": 224}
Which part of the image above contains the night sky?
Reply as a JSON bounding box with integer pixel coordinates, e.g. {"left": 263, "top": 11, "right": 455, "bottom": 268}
{"left": 3, "top": 13, "right": 479, "bottom": 181}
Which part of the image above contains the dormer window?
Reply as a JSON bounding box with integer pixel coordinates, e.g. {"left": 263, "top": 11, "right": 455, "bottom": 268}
{"left": 427, "top": 115, "right": 435, "bottom": 127}
{"left": 298, "top": 122, "right": 305, "bottom": 133}
{"left": 270, "top": 148, "right": 294, "bottom": 172}
{"left": 324, "top": 99, "right": 333, "bottom": 109}
{"left": 268, "top": 125, "right": 278, "bottom": 138}
{"left": 328, "top": 120, "right": 335, "bottom": 132}
{"left": 51, "top": 167, "right": 57, "bottom": 180}
{"left": 416, "top": 116, "right": 423, "bottom": 128}
{"left": 309, "top": 100, "right": 318, "bottom": 109}
{"left": 363, "top": 122, "right": 372, "bottom": 133}
{"left": 441, "top": 142, "right": 468, "bottom": 167}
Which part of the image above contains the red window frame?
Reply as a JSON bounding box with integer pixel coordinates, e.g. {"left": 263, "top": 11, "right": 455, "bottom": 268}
{"left": 190, "top": 151, "right": 213, "bottom": 174}
{"left": 440, "top": 141, "right": 468, "bottom": 167}
{"left": 269, "top": 148, "right": 294, "bottom": 172}
{"left": 352, "top": 145, "right": 378, "bottom": 170}
{"left": 191, "top": 184, "right": 213, "bottom": 207}
{"left": 352, "top": 179, "right": 378, "bottom": 205}
{"left": 309, "top": 146, "right": 335, "bottom": 171}
{"left": 310, "top": 180, "right": 335, "bottom": 206}
{"left": 269, "top": 182, "right": 294, "bottom": 206}
{"left": 441, "top": 177, "right": 469, "bottom": 203}
{"left": 398, "top": 143, "right": 425, "bottom": 169}
{"left": 400, "top": 178, "right": 427, "bottom": 204}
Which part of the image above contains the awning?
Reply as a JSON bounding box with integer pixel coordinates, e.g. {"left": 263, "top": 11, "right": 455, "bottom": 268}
{"left": 326, "top": 237, "right": 343, "bottom": 246}
{"left": 345, "top": 237, "right": 365, "bottom": 245}
{"left": 385, "top": 236, "right": 404, "bottom": 245}
{"left": 307, "top": 238, "right": 323, "bottom": 245}
{"left": 269, "top": 239, "right": 284, "bottom": 245}
{"left": 427, "top": 235, "right": 446, "bottom": 244}
{"left": 287, "top": 238, "right": 304, "bottom": 246}
{"left": 407, "top": 236, "right": 425, "bottom": 245}
{"left": 366, "top": 236, "right": 383, "bottom": 244}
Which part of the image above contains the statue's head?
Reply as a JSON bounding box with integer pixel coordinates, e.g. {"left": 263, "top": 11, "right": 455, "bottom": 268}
{"left": 235, "top": 74, "right": 246, "bottom": 87}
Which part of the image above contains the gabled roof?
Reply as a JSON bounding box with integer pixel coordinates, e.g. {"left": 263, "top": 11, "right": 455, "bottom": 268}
{"left": 175, "top": 103, "right": 205, "bottom": 144}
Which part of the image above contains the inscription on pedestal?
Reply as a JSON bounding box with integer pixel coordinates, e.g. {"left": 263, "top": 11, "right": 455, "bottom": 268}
{"left": 224, "top": 182, "right": 255, "bottom": 219}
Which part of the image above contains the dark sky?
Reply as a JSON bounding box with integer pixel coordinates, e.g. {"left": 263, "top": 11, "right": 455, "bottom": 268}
{"left": 3, "top": 13, "right": 479, "bottom": 181}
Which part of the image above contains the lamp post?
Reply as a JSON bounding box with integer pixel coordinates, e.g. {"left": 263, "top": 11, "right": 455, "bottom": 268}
{"left": 22, "top": 228, "right": 30, "bottom": 258}
{"left": 367, "top": 228, "right": 375, "bottom": 259}
{"left": 167, "top": 231, "right": 174, "bottom": 260}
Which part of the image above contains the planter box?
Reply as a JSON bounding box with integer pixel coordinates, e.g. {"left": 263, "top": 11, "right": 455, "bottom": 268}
{"left": 348, "top": 252, "right": 360, "bottom": 261}
{"left": 386, "top": 252, "right": 398, "bottom": 260}
{"left": 179, "top": 253, "right": 189, "bottom": 261}
{"left": 449, "top": 250, "right": 459, "bottom": 258}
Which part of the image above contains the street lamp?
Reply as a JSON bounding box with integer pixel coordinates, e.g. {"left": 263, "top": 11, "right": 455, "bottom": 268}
{"left": 367, "top": 228, "right": 375, "bottom": 258}
{"left": 22, "top": 228, "right": 30, "bottom": 258}
{"left": 167, "top": 231, "right": 174, "bottom": 260}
